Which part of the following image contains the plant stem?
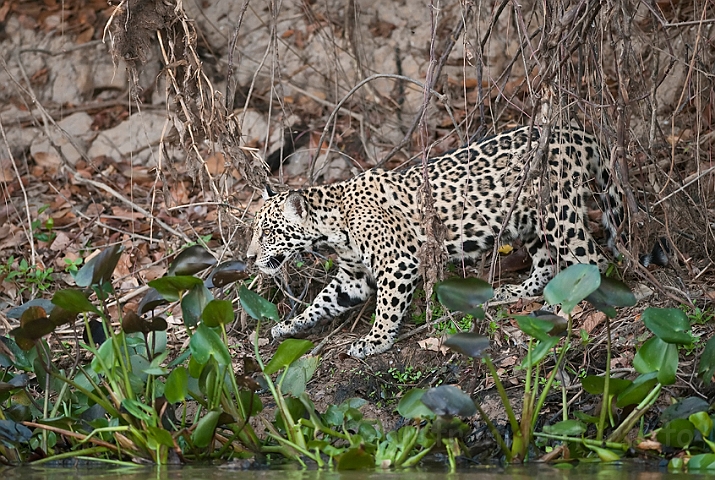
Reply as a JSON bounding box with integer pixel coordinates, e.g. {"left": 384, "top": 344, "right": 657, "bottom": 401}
{"left": 597, "top": 316, "right": 613, "bottom": 441}
{"left": 607, "top": 383, "right": 662, "bottom": 443}
{"left": 534, "top": 432, "right": 628, "bottom": 450}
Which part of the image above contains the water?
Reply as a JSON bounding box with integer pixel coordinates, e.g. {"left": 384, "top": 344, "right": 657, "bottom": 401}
{"left": 0, "top": 462, "right": 695, "bottom": 480}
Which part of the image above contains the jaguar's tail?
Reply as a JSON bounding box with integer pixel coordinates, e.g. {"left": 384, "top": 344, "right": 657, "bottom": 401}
{"left": 590, "top": 141, "right": 625, "bottom": 255}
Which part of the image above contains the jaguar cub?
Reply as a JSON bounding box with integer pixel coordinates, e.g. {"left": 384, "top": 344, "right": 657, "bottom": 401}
{"left": 247, "top": 126, "right": 624, "bottom": 358}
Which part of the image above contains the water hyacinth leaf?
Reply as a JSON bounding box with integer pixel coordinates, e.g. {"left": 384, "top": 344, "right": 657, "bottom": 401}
{"left": 165, "top": 366, "right": 189, "bottom": 403}
{"left": 657, "top": 418, "right": 695, "bottom": 448}
{"left": 11, "top": 309, "right": 55, "bottom": 350}
{"left": 0, "top": 374, "right": 29, "bottom": 394}
{"left": 147, "top": 425, "right": 175, "bottom": 448}
{"left": 48, "top": 304, "right": 77, "bottom": 327}
{"left": 397, "top": 389, "right": 435, "bottom": 419}
{"left": 205, "top": 260, "right": 249, "bottom": 288}
{"left": 122, "top": 312, "right": 167, "bottom": 335}
{"left": 202, "top": 299, "right": 235, "bottom": 328}
{"left": 420, "top": 385, "right": 476, "bottom": 417}
{"left": 6, "top": 299, "right": 54, "bottom": 320}
{"left": 642, "top": 308, "right": 693, "bottom": 345}
{"left": 587, "top": 445, "right": 621, "bottom": 462}
{"left": 633, "top": 336, "right": 678, "bottom": 385}
{"left": 513, "top": 312, "right": 566, "bottom": 341}
{"left": 542, "top": 419, "right": 587, "bottom": 436}
{"left": 192, "top": 409, "right": 221, "bottom": 448}
{"left": 585, "top": 275, "right": 636, "bottom": 318}
{"left": 52, "top": 289, "right": 101, "bottom": 316}
{"left": 443, "top": 333, "right": 490, "bottom": 359}
{"left": 543, "top": 263, "right": 601, "bottom": 314}
{"left": 190, "top": 323, "right": 232, "bottom": 367}
{"left": 687, "top": 454, "right": 715, "bottom": 471}
{"left": 581, "top": 375, "right": 632, "bottom": 396}
{"left": 689, "top": 411, "right": 713, "bottom": 437}
{"left": 435, "top": 277, "right": 493, "bottom": 318}
{"left": 0, "top": 419, "right": 32, "bottom": 446}
{"left": 337, "top": 446, "right": 375, "bottom": 470}
{"left": 698, "top": 336, "right": 715, "bottom": 385}
{"left": 181, "top": 284, "right": 213, "bottom": 328}
{"left": 122, "top": 399, "right": 155, "bottom": 422}
{"left": 19, "top": 306, "right": 47, "bottom": 327}
{"left": 5, "top": 404, "right": 30, "bottom": 423}
{"left": 616, "top": 372, "right": 658, "bottom": 408}
{"left": 238, "top": 390, "right": 263, "bottom": 417}
{"left": 149, "top": 276, "right": 204, "bottom": 302}
{"left": 660, "top": 397, "right": 710, "bottom": 423}
{"left": 239, "top": 285, "right": 279, "bottom": 322}
{"left": 137, "top": 288, "right": 168, "bottom": 315}
{"left": 282, "top": 355, "right": 320, "bottom": 397}
{"left": 121, "top": 311, "right": 146, "bottom": 334}
{"left": 521, "top": 336, "right": 561, "bottom": 368}
{"left": 167, "top": 245, "right": 217, "bottom": 276}
{"left": 74, "top": 244, "right": 123, "bottom": 288}
{"left": 263, "top": 339, "right": 313, "bottom": 375}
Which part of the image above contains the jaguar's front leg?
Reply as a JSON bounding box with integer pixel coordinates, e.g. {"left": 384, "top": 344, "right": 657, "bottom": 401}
{"left": 271, "top": 259, "right": 375, "bottom": 340}
{"left": 347, "top": 254, "right": 420, "bottom": 358}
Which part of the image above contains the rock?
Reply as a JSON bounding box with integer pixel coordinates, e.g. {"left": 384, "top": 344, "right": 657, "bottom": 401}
{"left": 87, "top": 112, "right": 168, "bottom": 165}
{"left": 30, "top": 112, "right": 94, "bottom": 166}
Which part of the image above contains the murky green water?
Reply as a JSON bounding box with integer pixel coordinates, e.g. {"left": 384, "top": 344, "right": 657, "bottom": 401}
{"left": 0, "top": 463, "right": 696, "bottom": 480}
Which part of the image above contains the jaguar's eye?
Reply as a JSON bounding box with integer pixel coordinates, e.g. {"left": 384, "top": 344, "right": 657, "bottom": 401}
{"left": 261, "top": 228, "right": 272, "bottom": 240}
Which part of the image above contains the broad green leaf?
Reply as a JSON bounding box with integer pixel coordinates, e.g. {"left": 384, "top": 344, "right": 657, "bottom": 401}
{"left": 616, "top": 372, "right": 658, "bottom": 407}
{"left": 51, "top": 289, "right": 101, "bottom": 315}
{"left": 435, "top": 277, "right": 494, "bottom": 318}
{"left": 137, "top": 288, "right": 168, "bottom": 315}
{"left": 192, "top": 409, "right": 221, "bottom": 448}
{"left": 698, "top": 336, "right": 715, "bottom": 385}
{"left": 202, "top": 299, "right": 235, "bottom": 328}
{"left": 633, "top": 337, "right": 678, "bottom": 385}
{"left": 420, "top": 385, "right": 476, "bottom": 417}
{"left": 543, "top": 264, "right": 600, "bottom": 314}
{"left": 282, "top": 355, "right": 320, "bottom": 397}
{"left": 0, "top": 419, "right": 32, "bottom": 445}
{"left": 149, "top": 276, "right": 204, "bottom": 302}
{"left": 521, "top": 336, "right": 561, "bottom": 367}
{"left": 205, "top": 260, "right": 249, "bottom": 288}
{"left": 181, "top": 284, "right": 213, "bottom": 328}
{"left": 164, "top": 366, "right": 189, "bottom": 403}
{"left": 443, "top": 333, "right": 490, "bottom": 358}
{"left": 397, "top": 389, "right": 435, "bottom": 419}
{"left": 585, "top": 275, "right": 636, "bottom": 318}
{"left": 660, "top": 397, "right": 710, "bottom": 423}
{"left": 586, "top": 445, "right": 621, "bottom": 462}
{"left": 239, "top": 285, "right": 279, "bottom": 322}
{"left": 542, "top": 419, "right": 587, "bottom": 436}
{"left": 514, "top": 313, "right": 566, "bottom": 341}
{"left": 657, "top": 418, "right": 695, "bottom": 448}
{"left": 337, "top": 446, "right": 375, "bottom": 470}
{"left": 74, "top": 245, "right": 123, "bottom": 288}
{"left": 581, "top": 376, "right": 632, "bottom": 396}
{"left": 147, "top": 425, "right": 174, "bottom": 448}
{"left": 263, "top": 339, "right": 313, "bottom": 375}
{"left": 122, "top": 399, "right": 156, "bottom": 423}
{"left": 687, "top": 454, "right": 715, "bottom": 471}
{"left": 7, "top": 299, "right": 54, "bottom": 320}
{"left": 189, "top": 323, "right": 232, "bottom": 367}
{"left": 167, "top": 245, "right": 216, "bottom": 276}
{"left": 642, "top": 308, "right": 693, "bottom": 345}
{"left": 689, "top": 411, "right": 713, "bottom": 437}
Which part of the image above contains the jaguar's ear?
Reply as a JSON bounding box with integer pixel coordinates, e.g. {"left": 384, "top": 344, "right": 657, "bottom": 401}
{"left": 283, "top": 192, "right": 308, "bottom": 224}
{"left": 262, "top": 185, "right": 276, "bottom": 200}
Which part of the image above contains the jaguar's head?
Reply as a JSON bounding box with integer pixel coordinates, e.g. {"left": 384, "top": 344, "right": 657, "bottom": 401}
{"left": 246, "top": 190, "right": 314, "bottom": 276}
